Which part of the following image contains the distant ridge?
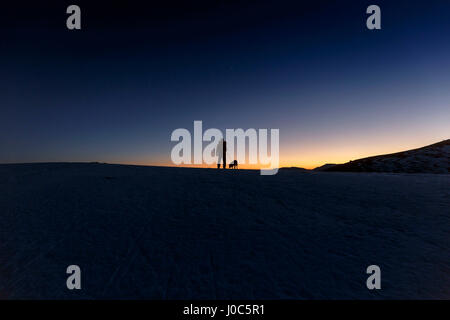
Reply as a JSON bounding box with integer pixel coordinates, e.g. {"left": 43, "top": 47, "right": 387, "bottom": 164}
{"left": 325, "top": 139, "right": 450, "bottom": 173}
{"left": 313, "top": 163, "right": 337, "bottom": 171}
{"left": 280, "top": 166, "right": 310, "bottom": 172}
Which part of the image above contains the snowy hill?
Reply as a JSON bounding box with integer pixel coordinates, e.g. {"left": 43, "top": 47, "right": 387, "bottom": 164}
{"left": 326, "top": 140, "right": 450, "bottom": 173}
{"left": 0, "top": 163, "right": 449, "bottom": 299}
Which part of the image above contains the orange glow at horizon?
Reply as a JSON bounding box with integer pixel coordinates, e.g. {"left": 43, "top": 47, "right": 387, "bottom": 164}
{"left": 118, "top": 135, "right": 449, "bottom": 170}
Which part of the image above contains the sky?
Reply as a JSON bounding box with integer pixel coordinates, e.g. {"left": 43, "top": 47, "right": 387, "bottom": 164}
{"left": 1, "top": 0, "right": 449, "bottom": 169}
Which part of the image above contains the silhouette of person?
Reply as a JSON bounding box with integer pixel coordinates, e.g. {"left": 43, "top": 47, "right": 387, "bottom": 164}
{"left": 223, "top": 140, "right": 227, "bottom": 169}
{"left": 216, "top": 138, "right": 227, "bottom": 169}
{"left": 216, "top": 139, "right": 223, "bottom": 169}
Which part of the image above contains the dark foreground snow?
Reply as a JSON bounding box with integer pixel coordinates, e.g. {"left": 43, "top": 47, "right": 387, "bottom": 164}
{"left": 0, "top": 163, "right": 449, "bottom": 299}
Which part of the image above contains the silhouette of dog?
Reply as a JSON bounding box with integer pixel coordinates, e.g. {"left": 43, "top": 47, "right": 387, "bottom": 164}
{"left": 229, "top": 160, "right": 238, "bottom": 169}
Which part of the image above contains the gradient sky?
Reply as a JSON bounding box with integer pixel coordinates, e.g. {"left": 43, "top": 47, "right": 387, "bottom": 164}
{"left": 1, "top": 0, "right": 449, "bottom": 168}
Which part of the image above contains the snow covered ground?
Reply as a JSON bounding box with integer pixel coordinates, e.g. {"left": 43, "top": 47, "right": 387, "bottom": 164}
{"left": 0, "top": 163, "right": 449, "bottom": 299}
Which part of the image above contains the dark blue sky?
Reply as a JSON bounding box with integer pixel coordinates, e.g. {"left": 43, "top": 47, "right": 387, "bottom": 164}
{"left": 1, "top": 0, "right": 449, "bottom": 167}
